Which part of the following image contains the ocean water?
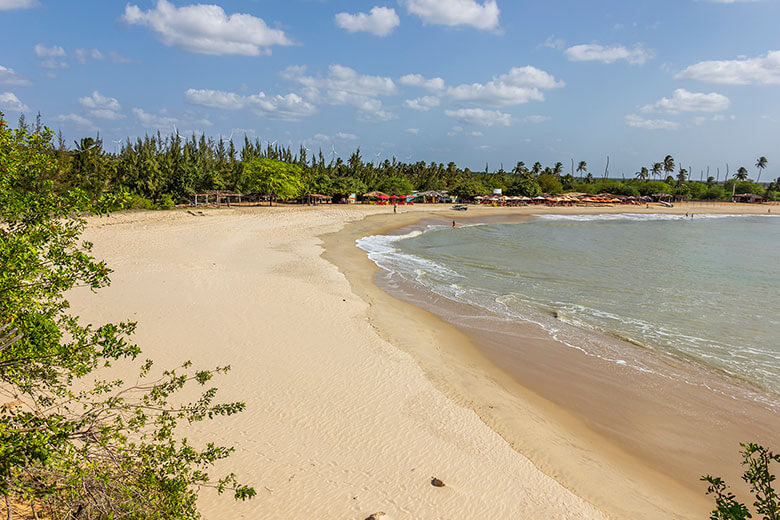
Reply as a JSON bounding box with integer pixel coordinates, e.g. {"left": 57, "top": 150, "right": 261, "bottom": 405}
{"left": 358, "top": 214, "right": 780, "bottom": 395}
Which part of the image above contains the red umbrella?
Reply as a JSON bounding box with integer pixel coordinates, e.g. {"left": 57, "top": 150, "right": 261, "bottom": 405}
{"left": 377, "top": 194, "right": 390, "bottom": 199}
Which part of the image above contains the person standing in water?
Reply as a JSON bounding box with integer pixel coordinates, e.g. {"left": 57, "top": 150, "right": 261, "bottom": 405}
{"left": 452, "top": 220, "right": 456, "bottom": 228}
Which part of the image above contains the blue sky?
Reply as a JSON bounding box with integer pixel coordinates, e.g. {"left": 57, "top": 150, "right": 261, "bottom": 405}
{"left": 1, "top": 0, "right": 778, "bottom": 180}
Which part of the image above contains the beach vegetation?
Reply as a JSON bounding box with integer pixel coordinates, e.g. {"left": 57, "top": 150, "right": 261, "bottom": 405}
{"left": 0, "top": 115, "right": 254, "bottom": 518}
{"left": 702, "top": 443, "right": 779, "bottom": 520}
{"left": 241, "top": 157, "right": 305, "bottom": 204}
{"left": 1, "top": 114, "right": 774, "bottom": 206}
{"left": 451, "top": 180, "right": 489, "bottom": 199}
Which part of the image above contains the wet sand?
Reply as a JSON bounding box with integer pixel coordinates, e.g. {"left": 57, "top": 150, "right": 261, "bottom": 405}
{"left": 324, "top": 202, "right": 779, "bottom": 519}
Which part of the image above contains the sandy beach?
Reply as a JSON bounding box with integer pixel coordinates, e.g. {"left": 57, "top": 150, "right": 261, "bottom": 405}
{"left": 69, "top": 202, "right": 777, "bottom": 520}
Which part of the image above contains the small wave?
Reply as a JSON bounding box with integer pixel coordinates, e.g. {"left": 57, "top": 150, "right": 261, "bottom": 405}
{"left": 534, "top": 213, "right": 779, "bottom": 222}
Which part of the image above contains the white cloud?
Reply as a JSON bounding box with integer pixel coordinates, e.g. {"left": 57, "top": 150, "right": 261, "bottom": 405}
{"left": 132, "top": 108, "right": 180, "bottom": 130}
{"left": 406, "top": 128, "right": 420, "bottom": 134}
{"left": 78, "top": 91, "right": 124, "bottom": 120}
{"left": 54, "top": 113, "right": 95, "bottom": 129}
{"left": 336, "top": 132, "right": 358, "bottom": 140}
{"left": 34, "top": 43, "right": 65, "bottom": 58}
{"left": 641, "top": 88, "right": 730, "bottom": 113}
{"left": 404, "top": 0, "right": 500, "bottom": 30}
{"left": 625, "top": 114, "right": 678, "bottom": 130}
{"left": 525, "top": 115, "right": 551, "bottom": 123}
{"left": 447, "top": 66, "right": 563, "bottom": 106}
{"left": 470, "top": 130, "right": 483, "bottom": 136}
{"left": 675, "top": 50, "right": 780, "bottom": 85}
{"left": 399, "top": 73, "right": 445, "bottom": 91}
{"left": 282, "top": 64, "right": 397, "bottom": 120}
{"left": 335, "top": 6, "right": 399, "bottom": 37}
{"left": 540, "top": 36, "right": 565, "bottom": 50}
{"left": 0, "top": 91, "right": 28, "bottom": 112}
{"left": 184, "top": 88, "right": 316, "bottom": 120}
{"left": 565, "top": 43, "right": 654, "bottom": 65}
{"left": 445, "top": 107, "right": 511, "bottom": 126}
{"left": 121, "top": 0, "right": 293, "bottom": 56}
{"left": 0, "top": 65, "right": 30, "bottom": 86}
{"left": 404, "top": 96, "right": 440, "bottom": 111}
{"left": 74, "top": 48, "right": 105, "bottom": 64}
{"left": 40, "top": 59, "right": 68, "bottom": 70}
{"left": 447, "top": 125, "right": 464, "bottom": 136}
{"left": 0, "top": 0, "right": 38, "bottom": 10}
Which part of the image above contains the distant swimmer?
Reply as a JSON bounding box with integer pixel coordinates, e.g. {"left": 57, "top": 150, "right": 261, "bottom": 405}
{"left": 452, "top": 220, "right": 456, "bottom": 228}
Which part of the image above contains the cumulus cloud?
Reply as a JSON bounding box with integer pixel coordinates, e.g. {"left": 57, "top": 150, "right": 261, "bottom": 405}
{"left": 0, "top": 0, "right": 38, "bottom": 10}
{"left": 625, "top": 114, "right": 678, "bottom": 130}
{"left": 405, "top": 0, "right": 499, "bottom": 30}
{"left": 74, "top": 48, "right": 105, "bottom": 64}
{"left": 641, "top": 88, "right": 730, "bottom": 113}
{"left": 0, "top": 91, "right": 28, "bottom": 112}
{"left": 399, "top": 73, "right": 445, "bottom": 91}
{"left": 131, "top": 108, "right": 182, "bottom": 130}
{"left": 184, "top": 88, "right": 316, "bottom": 120}
{"left": 445, "top": 107, "right": 511, "bottom": 126}
{"left": 0, "top": 65, "right": 30, "bottom": 86}
{"left": 121, "top": 0, "right": 293, "bottom": 56}
{"left": 404, "top": 96, "right": 440, "bottom": 111}
{"left": 34, "top": 43, "right": 65, "bottom": 58}
{"left": 335, "top": 6, "right": 399, "bottom": 37}
{"left": 78, "top": 91, "right": 124, "bottom": 120}
{"left": 54, "top": 113, "right": 95, "bottom": 129}
{"left": 282, "top": 64, "right": 397, "bottom": 120}
{"left": 565, "top": 43, "right": 654, "bottom": 65}
{"left": 675, "top": 50, "right": 780, "bottom": 85}
{"left": 447, "top": 66, "right": 563, "bottom": 106}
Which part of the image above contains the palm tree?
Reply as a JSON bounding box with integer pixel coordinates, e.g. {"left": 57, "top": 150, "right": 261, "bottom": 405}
{"left": 677, "top": 167, "right": 688, "bottom": 186}
{"left": 576, "top": 161, "right": 587, "bottom": 180}
{"left": 636, "top": 167, "right": 649, "bottom": 181}
{"left": 706, "top": 176, "right": 715, "bottom": 187}
{"left": 532, "top": 162, "right": 542, "bottom": 176}
{"left": 735, "top": 167, "right": 749, "bottom": 181}
{"left": 585, "top": 172, "right": 594, "bottom": 184}
{"left": 552, "top": 162, "right": 563, "bottom": 177}
{"left": 663, "top": 155, "right": 675, "bottom": 179}
{"left": 755, "top": 156, "right": 768, "bottom": 183}
{"left": 652, "top": 162, "right": 663, "bottom": 181}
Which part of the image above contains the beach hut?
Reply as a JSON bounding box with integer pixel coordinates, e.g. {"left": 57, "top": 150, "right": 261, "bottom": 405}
{"left": 193, "top": 190, "right": 242, "bottom": 207}
{"left": 733, "top": 193, "right": 765, "bottom": 203}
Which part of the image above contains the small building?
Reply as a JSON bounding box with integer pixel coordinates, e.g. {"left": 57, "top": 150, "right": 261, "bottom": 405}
{"left": 733, "top": 193, "right": 765, "bottom": 203}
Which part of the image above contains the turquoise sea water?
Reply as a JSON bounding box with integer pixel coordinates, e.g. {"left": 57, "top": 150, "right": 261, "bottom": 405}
{"left": 358, "top": 214, "right": 780, "bottom": 394}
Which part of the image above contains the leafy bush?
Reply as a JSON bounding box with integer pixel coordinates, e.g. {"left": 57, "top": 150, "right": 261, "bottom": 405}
{"left": 127, "top": 193, "right": 155, "bottom": 210}
{"left": 158, "top": 193, "right": 175, "bottom": 210}
{"left": 1, "top": 119, "right": 254, "bottom": 519}
{"left": 703, "top": 443, "right": 778, "bottom": 520}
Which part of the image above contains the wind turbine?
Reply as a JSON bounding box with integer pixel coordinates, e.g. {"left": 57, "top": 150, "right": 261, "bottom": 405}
{"left": 329, "top": 143, "right": 338, "bottom": 163}
{"left": 112, "top": 139, "right": 122, "bottom": 155}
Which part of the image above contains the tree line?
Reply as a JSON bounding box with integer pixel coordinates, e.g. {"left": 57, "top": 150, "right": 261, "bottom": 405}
{"left": 10, "top": 112, "right": 779, "bottom": 209}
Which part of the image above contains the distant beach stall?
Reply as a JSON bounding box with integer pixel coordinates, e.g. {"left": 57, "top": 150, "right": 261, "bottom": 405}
{"left": 732, "top": 193, "right": 765, "bottom": 203}
{"left": 302, "top": 193, "right": 332, "bottom": 205}
{"left": 416, "top": 190, "right": 451, "bottom": 203}
{"left": 193, "top": 190, "right": 242, "bottom": 206}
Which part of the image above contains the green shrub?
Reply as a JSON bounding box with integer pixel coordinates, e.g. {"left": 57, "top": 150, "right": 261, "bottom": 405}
{"left": 158, "top": 193, "right": 175, "bottom": 210}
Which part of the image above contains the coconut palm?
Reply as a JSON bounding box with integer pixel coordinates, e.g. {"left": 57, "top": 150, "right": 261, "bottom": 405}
{"left": 677, "top": 167, "right": 688, "bottom": 186}
{"left": 735, "top": 167, "right": 749, "bottom": 181}
{"left": 552, "top": 162, "right": 563, "bottom": 177}
{"left": 663, "top": 155, "right": 675, "bottom": 179}
{"left": 532, "top": 161, "right": 542, "bottom": 175}
{"left": 576, "top": 161, "right": 587, "bottom": 180}
{"left": 651, "top": 162, "right": 663, "bottom": 181}
{"left": 585, "top": 172, "right": 594, "bottom": 184}
{"left": 636, "top": 167, "right": 649, "bottom": 181}
{"left": 755, "top": 156, "right": 768, "bottom": 183}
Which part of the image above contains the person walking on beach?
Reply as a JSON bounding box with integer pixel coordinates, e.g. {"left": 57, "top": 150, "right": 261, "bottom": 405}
{"left": 452, "top": 220, "right": 456, "bottom": 228}
{"left": 393, "top": 203, "right": 397, "bottom": 214}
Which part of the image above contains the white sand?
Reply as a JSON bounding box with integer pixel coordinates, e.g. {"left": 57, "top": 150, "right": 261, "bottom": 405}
{"left": 71, "top": 206, "right": 609, "bottom": 520}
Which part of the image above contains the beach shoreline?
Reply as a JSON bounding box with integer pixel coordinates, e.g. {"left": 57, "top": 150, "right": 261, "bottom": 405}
{"left": 323, "top": 202, "right": 779, "bottom": 520}
{"left": 69, "top": 202, "right": 776, "bottom": 520}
